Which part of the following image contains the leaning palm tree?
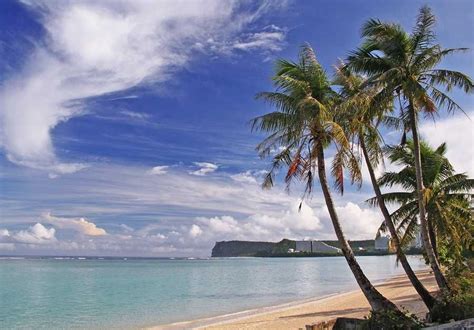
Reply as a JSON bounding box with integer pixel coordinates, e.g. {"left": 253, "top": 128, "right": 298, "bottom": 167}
{"left": 334, "top": 66, "right": 437, "bottom": 310}
{"left": 369, "top": 141, "right": 473, "bottom": 270}
{"left": 346, "top": 6, "right": 473, "bottom": 290}
{"left": 252, "top": 44, "right": 402, "bottom": 313}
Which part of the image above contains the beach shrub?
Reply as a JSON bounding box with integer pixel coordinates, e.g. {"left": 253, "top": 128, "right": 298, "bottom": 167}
{"left": 430, "top": 268, "right": 474, "bottom": 322}
{"left": 361, "top": 310, "right": 423, "bottom": 330}
{"left": 430, "top": 292, "right": 474, "bottom": 322}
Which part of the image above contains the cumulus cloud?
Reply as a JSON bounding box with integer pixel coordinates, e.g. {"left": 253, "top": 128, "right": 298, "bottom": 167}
{"left": 148, "top": 165, "right": 169, "bottom": 175}
{"left": 189, "top": 162, "right": 219, "bottom": 176}
{"left": 0, "top": 1, "right": 286, "bottom": 175}
{"left": 188, "top": 200, "right": 380, "bottom": 246}
{"left": 420, "top": 114, "right": 474, "bottom": 176}
{"left": 43, "top": 212, "right": 107, "bottom": 236}
{"left": 189, "top": 224, "right": 203, "bottom": 238}
{"left": 333, "top": 202, "right": 382, "bottom": 240}
{"left": 11, "top": 223, "right": 56, "bottom": 244}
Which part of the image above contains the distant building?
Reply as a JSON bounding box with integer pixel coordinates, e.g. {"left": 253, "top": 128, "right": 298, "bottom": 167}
{"left": 407, "top": 231, "right": 423, "bottom": 248}
{"left": 374, "top": 235, "right": 390, "bottom": 250}
{"left": 295, "top": 240, "right": 341, "bottom": 253}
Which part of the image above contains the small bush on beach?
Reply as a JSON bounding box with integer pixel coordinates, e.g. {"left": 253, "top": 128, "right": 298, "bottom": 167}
{"left": 361, "top": 310, "right": 423, "bottom": 330}
{"left": 430, "top": 268, "right": 474, "bottom": 322}
{"left": 430, "top": 292, "right": 474, "bottom": 323}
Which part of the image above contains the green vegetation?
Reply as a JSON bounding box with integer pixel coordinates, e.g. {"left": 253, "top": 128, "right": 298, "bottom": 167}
{"left": 334, "top": 65, "right": 437, "bottom": 309}
{"left": 251, "top": 4, "right": 473, "bottom": 325}
{"left": 253, "top": 44, "right": 404, "bottom": 313}
{"left": 346, "top": 5, "right": 473, "bottom": 291}
{"left": 361, "top": 309, "right": 423, "bottom": 329}
{"left": 370, "top": 141, "right": 473, "bottom": 270}
{"left": 431, "top": 267, "right": 474, "bottom": 322}
{"left": 271, "top": 238, "right": 296, "bottom": 254}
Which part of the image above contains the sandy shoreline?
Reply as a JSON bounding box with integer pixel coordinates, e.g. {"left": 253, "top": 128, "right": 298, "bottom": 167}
{"left": 150, "top": 269, "right": 437, "bottom": 330}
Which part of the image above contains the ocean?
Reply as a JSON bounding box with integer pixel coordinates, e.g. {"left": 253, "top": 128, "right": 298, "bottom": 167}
{"left": 0, "top": 255, "right": 427, "bottom": 329}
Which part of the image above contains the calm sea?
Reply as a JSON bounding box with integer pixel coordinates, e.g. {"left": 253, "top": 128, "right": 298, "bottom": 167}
{"left": 0, "top": 255, "right": 427, "bottom": 329}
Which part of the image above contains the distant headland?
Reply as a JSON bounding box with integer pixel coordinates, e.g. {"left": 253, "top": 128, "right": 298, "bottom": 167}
{"left": 211, "top": 239, "right": 422, "bottom": 257}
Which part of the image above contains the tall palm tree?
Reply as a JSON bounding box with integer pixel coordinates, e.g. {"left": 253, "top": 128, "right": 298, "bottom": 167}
{"left": 334, "top": 66, "right": 437, "bottom": 310}
{"left": 252, "top": 44, "right": 402, "bottom": 313}
{"left": 346, "top": 6, "right": 473, "bottom": 290}
{"left": 369, "top": 141, "right": 473, "bottom": 270}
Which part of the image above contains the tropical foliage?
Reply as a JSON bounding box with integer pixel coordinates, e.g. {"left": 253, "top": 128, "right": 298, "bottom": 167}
{"left": 253, "top": 4, "right": 473, "bottom": 322}
{"left": 334, "top": 67, "right": 438, "bottom": 310}
{"left": 252, "top": 44, "right": 404, "bottom": 313}
{"left": 252, "top": 46, "right": 360, "bottom": 197}
{"left": 346, "top": 4, "right": 473, "bottom": 291}
{"left": 369, "top": 140, "right": 473, "bottom": 270}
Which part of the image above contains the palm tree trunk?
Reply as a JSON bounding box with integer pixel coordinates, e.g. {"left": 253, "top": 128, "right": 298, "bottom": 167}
{"left": 427, "top": 219, "right": 438, "bottom": 258}
{"left": 316, "top": 142, "right": 401, "bottom": 312}
{"left": 407, "top": 99, "right": 450, "bottom": 291}
{"left": 360, "top": 136, "right": 437, "bottom": 310}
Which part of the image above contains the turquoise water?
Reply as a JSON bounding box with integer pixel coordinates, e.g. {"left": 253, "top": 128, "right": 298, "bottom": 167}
{"left": 0, "top": 256, "right": 427, "bottom": 329}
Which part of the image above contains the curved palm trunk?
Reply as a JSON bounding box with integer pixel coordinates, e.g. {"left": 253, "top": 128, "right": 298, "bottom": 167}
{"left": 316, "top": 142, "right": 401, "bottom": 312}
{"left": 408, "top": 100, "right": 450, "bottom": 291}
{"left": 427, "top": 219, "right": 439, "bottom": 258}
{"left": 360, "top": 136, "right": 437, "bottom": 310}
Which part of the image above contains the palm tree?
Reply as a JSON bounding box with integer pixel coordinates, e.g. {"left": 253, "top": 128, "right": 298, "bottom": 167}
{"left": 369, "top": 140, "right": 473, "bottom": 270}
{"left": 346, "top": 6, "right": 473, "bottom": 290}
{"left": 333, "top": 66, "right": 437, "bottom": 310}
{"left": 252, "top": 44, "right": 402, "bottom": 313}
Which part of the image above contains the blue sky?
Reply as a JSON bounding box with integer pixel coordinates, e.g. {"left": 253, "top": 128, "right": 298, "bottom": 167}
{"left": 0, "top": 0, "right": 473, "bottom": 257}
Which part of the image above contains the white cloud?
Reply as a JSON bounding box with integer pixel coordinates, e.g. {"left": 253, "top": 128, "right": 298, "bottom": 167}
{"left": 0, "top": 1, "right": 287, "bottom": 175}
{"left": 420, "top": 114, "right": 474, "bottom": 176}
{"left": 42, "top": 213, "right": 107, "bottom": 236}
{"left": 12, "top": 223, "right": 56, "bottom": 244}
{"left": 0, "top": 229, "right": 10, "bottom": 237}
{"left": 120, "top": 110, "right": 150, "bottom": 120}
{"left": 189, "top": 162, "right": 219, "bottom": 176}
{"left": 189, "top": 200, "right": 379, "bottom": 246}
{"left": 230, "top": 170, "right": 258, "bottom": 184}
{"left": 204, "top": 25, "right": 286, "bottom": 55}
{"left": 333, "top": 202, "right": 382, "bottom": 240}
{"left": 148, "top": 166, "right": 169, "bottom": 175}
{"left": 189, "top": 224, "right": 203, "bottom": 238}
{"left": 232, "top": 29, "right": 286, "bottom": 52}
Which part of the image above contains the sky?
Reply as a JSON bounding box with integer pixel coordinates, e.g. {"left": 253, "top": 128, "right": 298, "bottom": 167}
{"left": 0, "top": 0, "right": 473, "bottom": 257}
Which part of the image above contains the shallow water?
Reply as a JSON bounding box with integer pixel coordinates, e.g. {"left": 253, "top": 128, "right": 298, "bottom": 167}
{"left": 0, "top": 255, "right": 427, "bottom": 329}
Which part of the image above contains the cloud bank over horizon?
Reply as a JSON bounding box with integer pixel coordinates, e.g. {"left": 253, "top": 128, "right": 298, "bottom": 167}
{"left": 0, "top": 163, "right": 384, "bottom": 256}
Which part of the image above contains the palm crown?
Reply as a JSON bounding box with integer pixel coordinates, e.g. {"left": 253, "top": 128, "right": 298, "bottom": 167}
{"left": 347, "top": 6, "right": 473, "bottom": 118}
{"left": 369, "top": 140, "right": 473, "bottom": 265}
{"left": 251, "top": 45, "right": 361, "bottom": 197}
